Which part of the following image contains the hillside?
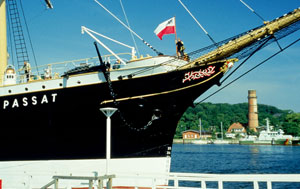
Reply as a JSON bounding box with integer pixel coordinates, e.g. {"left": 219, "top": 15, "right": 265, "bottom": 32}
{"left": 175, "top": 103, "right": 300, "bottom": 138}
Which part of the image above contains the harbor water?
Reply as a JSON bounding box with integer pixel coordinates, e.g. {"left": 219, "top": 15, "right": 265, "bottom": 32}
{"left": 170, "top": 144, "right": 300, "bottom": 188}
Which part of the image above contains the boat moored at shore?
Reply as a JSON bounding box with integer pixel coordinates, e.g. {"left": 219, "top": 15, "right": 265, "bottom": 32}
{"left": 240, "top": 119, "right": 294, "bottom": 145}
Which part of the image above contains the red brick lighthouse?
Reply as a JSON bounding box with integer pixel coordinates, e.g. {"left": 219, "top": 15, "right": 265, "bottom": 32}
{"left": 248, "top": 90, "right": 258, "bottom": 132}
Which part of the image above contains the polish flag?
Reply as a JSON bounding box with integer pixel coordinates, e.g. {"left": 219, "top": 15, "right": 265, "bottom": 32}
{"left": 154, "top": 17, "right": 176, "bottom": 40}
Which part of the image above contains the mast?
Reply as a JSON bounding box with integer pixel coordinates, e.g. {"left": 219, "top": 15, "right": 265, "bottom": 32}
{"left": 0, "top": 0, "right": 8, "bottom": 85}
{"left": 199, "top": 118, "right": 202, "bottom": 139}
{"left": 265, "top": 118, "right": 270, "bottom": 132}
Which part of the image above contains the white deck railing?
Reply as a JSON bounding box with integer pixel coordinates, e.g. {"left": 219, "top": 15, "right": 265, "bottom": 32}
{"left": 13, "top": 54, "right": 131, "bottom": 84}
{"left": 116, "top": 172, "right": 300, "bottom": 189}
{"left": 40, "top": 175, "right": 115, "bottom": 189}
{"left": 39, "top": 173, "right": 300, "bottom": 189}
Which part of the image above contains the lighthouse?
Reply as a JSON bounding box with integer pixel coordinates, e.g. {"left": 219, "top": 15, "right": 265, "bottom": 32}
{"left": 248, "top": 90, "right": 258, "bottom": 132}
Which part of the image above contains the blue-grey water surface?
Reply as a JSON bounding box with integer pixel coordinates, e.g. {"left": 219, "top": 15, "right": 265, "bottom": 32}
{"left": 170, "top": 144, "right": 300, "bottom": 188}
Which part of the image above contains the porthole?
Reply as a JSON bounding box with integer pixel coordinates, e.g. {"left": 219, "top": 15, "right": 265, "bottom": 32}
{"left": 77, "top": 81, "right": 81, "bottom": 84}
{"left": 8, "top": 90, "right": 11, "bottom": 93}
{"left": 42, "top": 85, "right": 46, "bottom": 89}
{"left": 25, "top": 87, "right": 28, "bottom": 91}
{"left": 59, "top": 83, "right": 63, "bottom": 87}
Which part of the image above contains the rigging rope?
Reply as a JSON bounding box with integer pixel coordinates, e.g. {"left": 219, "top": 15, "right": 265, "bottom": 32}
{"left": 119, "top": 0, "right": 140, "bottom": 57}
{"left": 194, "top": 36, "right": 300, "bottom": 106}
{"left": 240, "top": 0, "right": 266, "bottom": 22}
{"left": 94, "top": 0, "right": 162, "bottom": 55}
{"left": 220, "top": 35, "right": 272, "bottom": 84}
{"left": 19, "top": 0, "right": 39, "bottom": 74}
{"left": 178, "top": 0, "right": 217, "bottom": 46}
{"left": 118, "top": 8, "right": 300, "bottom": 79}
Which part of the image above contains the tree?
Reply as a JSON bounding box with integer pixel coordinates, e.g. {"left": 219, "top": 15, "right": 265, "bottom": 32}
{"left": 175, "top": 102, "right": 297, "bottom": 138}
{"left": 247, "top": 128, "right": 259, "bottom": 136}
{"left": 282, "top": 113, "right": 300, "bottom": 136}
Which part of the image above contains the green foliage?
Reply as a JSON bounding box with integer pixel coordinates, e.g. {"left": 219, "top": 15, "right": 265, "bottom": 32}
{"left": 175, "top": 102, "right": 299, "bottom": 138}
{"left": 257, "top": 104, "right": 290, "bottom": 127}
{"left": 247, "top": 128, "right": 259, "bottom": 136}
{"left": 282, "top": 113, "right": 300, "bottom": 136}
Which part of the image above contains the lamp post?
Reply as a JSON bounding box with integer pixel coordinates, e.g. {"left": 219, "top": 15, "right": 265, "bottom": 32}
{"left": 100, "top": 107, "right": 117, "bottom": 175}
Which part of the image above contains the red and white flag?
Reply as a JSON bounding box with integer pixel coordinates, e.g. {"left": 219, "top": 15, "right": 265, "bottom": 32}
{"left": 154, "top": 17, "right": 176, "bottom": 40}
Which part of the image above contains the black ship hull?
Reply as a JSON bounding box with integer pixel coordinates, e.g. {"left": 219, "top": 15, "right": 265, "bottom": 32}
{"left": 0, "top": 60, "right": 226, "bottom": 161}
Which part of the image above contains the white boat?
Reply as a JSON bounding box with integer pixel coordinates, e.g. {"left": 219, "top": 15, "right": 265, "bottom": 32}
{"left": 240, "top": 119, "right": 293, "bottom": 145}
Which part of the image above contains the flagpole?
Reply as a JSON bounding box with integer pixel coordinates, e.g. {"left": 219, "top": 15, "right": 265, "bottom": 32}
{"left": 174, "top": 16, "right": 178, "bottom": 40}
{"left": 174, "top": 16, "right": 178, "bottom": 56}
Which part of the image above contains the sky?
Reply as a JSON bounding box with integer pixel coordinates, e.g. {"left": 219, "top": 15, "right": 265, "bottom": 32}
{"left": 8, "top": 0, "right": 300, "bottom": 112}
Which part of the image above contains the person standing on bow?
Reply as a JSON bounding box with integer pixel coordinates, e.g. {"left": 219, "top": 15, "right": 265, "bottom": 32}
{"left": 176, "top": 38, "right": 185, "bottom": 57}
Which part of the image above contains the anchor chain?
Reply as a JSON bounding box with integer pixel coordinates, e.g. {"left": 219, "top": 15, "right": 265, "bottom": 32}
{"left": 102, "top": 67, "right": 160, "bottom": 132}
{"left": 94, "top": 42, "right": 161, "bottom": 132}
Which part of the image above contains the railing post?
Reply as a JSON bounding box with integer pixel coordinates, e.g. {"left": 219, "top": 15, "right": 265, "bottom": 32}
{"left": 98, "top": 179, "right": 103, "bottom": 189}
{"left": 218, "top": 180, "right": 223, "bottom": 189}
{"left": 54, "top": 179, "right": 58, "bottom": 189}
{"left": 107, "top": 178, "right": 113, "bottom": 189}
{"left": 201, "top": 180, "right": 206, "bottom": 189}
{"left": 253, "top": 181, "right": 259, "bottom": 189}
{"left": 88, "top": 179, "right": 93, "bottom": 189}
{"left": 267, "top": 181, "right": 272, "bottom": 189}
{"left": 174, "top": 177, "right": 179, "bottom": 188}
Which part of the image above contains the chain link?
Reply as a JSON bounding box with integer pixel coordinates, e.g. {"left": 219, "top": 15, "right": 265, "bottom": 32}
{"left": 102, "top": 65, "right": 159, "bottom": 132}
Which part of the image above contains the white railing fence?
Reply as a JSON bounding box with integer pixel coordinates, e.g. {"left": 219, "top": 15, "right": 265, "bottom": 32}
{"left": 14, "top": 53, "right": 131, "bottom": 84}
{"left": 39, "top": 173, "right": 300, "bottom": 189}
{"left": 115, "top": 172, "right": 300, "bottom": 189}
{"left": 40, "top": 175, "right": 115, "bottom": 189}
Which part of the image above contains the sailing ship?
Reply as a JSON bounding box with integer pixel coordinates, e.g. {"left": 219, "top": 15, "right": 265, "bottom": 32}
{"left": 0, "top": 0, "right": 300, "bottom": 188}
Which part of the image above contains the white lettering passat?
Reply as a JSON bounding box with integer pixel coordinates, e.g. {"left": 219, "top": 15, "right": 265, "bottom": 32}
{"left": 2, "top": 93, "right": 57, "bottom": 110}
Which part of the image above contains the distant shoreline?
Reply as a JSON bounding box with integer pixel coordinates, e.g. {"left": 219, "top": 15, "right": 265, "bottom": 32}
{"left": 173, "top": 139, "right": 300, "bottom": 145}
{"left": 173, "top": 139, "right": 239, "bottom": 144}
